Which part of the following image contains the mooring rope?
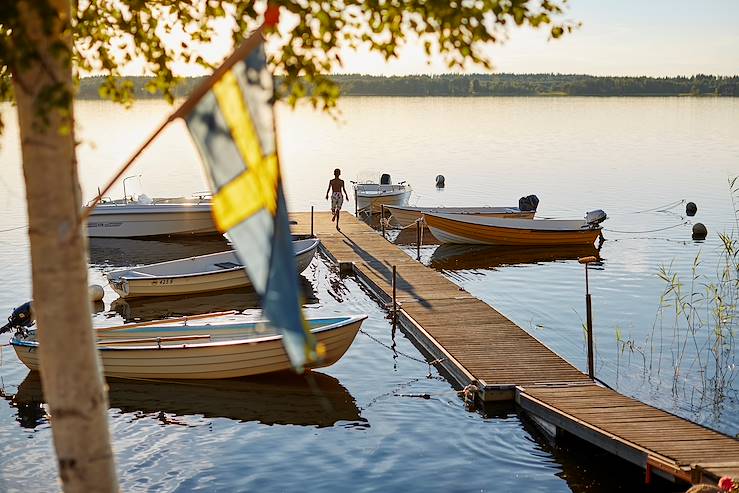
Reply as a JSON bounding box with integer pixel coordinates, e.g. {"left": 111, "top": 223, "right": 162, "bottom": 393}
{"left": 603, "top": 221, "right": 690, "bottom": 234}
{"left": 629, "top": 198, "right": 686, "bottom": 214}
{"left": 359, "top": 328, "right": 446, "bottom": 376}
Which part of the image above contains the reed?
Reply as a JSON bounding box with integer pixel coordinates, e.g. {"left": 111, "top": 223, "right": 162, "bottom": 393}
{"left": 616, "top": 178, "right": 739, "bottom": 416}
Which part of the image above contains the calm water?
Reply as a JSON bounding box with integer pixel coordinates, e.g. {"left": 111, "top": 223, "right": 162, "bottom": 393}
{"left": 1, "top": 97, "right": 738, "bottom": 492}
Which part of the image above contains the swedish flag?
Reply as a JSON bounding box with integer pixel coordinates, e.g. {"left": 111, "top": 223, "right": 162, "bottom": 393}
{"left": 183, "top": 41, "right": 318, "bottom": 370}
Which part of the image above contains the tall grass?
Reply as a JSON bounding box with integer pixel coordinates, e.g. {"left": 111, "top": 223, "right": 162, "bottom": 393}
{"left": 616, "top": 178, "right": 739, "bottom": 419}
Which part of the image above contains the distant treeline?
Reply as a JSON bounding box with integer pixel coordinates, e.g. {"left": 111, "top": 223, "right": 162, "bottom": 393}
{"left": 75, "top": 73, "right": 739, "bottom": 99}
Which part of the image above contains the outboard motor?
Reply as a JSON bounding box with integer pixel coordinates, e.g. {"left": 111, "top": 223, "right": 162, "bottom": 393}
{"left": 1, "top": 301, "right": 34, "bottom": 334}
{"left": 380, "top": 173, "right": 392, "bottom": 185}
{"left": 585, "top": 209, "right": 608, "bottom": 227}
{"left": 518, "top": 195, "right": 540, "bottom": 212}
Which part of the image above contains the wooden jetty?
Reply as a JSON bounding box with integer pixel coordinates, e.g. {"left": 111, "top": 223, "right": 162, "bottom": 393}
{"left": 290, "top": 211, "right": 739, "bottom": 486}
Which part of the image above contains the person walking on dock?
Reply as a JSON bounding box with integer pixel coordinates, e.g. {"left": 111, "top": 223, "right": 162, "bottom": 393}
{"left": 326, "top": 168, "right": 349, "bottom": 231}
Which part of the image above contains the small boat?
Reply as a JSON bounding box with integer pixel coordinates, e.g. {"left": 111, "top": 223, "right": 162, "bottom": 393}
{"left": 87, "top": 194, "right": 218, "bottom": 238}
{"left": 385, "top": 205, "right": 536, "bottom": 228}
{"left": 424, "top": 211, "right": 606, "bottom": 246}
{"left": 11, "top": 314, "right": 368, "bottom": 379}
{"left": 107, "top": 238, "right": 319, "bottom": 298}
{"left": 353, "top": 174, "right": 412, "bottom": 213}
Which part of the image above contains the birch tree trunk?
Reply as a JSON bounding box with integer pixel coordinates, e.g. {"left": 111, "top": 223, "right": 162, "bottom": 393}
{"left": 12, "top": 1, "right": 119, "bottom": 491}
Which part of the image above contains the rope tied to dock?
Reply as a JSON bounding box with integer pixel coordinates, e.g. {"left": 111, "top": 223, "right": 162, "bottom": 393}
{"left": 359, "top": 328, "right": 445, "bottom": 378}
{"left": 603, "top": 221, "right": 690, "bottom": 234}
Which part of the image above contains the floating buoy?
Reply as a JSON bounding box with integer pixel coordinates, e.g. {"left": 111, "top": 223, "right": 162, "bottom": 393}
{"left": 435, "top": 175, "right": 445, "bottom": 188}
{"left": 89, "top": 284, "right": 105, "bottom": 302}
{"left": 692, "top": 223, "right": 707, "bottom": 240}
{"left": 686, "top": 202, "right": 697, "bottom": 217}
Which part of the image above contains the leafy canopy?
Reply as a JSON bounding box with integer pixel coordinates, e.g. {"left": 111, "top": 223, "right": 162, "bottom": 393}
{"left": 1, "top": 0, "right": 575, "bottom": 121}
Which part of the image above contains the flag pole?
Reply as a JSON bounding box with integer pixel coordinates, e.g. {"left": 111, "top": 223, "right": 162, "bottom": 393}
{"left": 79, "top": 23, "right": 267, "bottom": 223}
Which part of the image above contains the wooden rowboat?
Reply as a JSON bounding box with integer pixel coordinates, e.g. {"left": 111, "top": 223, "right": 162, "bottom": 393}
{"left": 107, "top": 238, "right": 319, "bottom": 298}
{"left": 11, "top": 314, "right": 367, "bottom": 379}
{"left": 385, "top": 205, "right": 535, "bottom": 228}
{"left": 424, "top": 212, "right": 603, "bottom": 246}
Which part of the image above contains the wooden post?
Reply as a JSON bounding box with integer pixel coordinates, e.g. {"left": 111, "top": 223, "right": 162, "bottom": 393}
{"left": 416, "top": 219, "right": 421, "bottom": 260}
{"left": 381, "top": 204, "right": 385, "bottom": 238}
{"left": 579, "top": 256, "right": 597, "bottom": 380}
{"left": 310, "top": 205, "right": 314, "bottom": 237}
{"left": 392, "top": 265, "right": 397, "bottom": 330}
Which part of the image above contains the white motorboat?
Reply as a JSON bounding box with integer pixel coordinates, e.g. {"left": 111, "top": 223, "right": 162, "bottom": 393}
{"left": 87, "top": 194, "right": 218, "bottom": 238}
{"left": 385, "top": 205, "right": 536, "bottom": 228}
{"left": 353, "top": 174, "right": 412, "bottom": 213}
{"left": 107, "top": 238, "right": 320, "bottom": 298}
{"left": 11, "top": 313, "right": 368, "bottom": 379}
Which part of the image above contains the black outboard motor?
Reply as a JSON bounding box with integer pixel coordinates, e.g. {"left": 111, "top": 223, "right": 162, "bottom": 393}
{"left": 518, "top": 194, "right": 540, "bottom": 212}
{"left": 380, "top": 173, "right": 392, "bottom": 185}
{"left": 0, "top": 301, "right": 34, "bottom": 334}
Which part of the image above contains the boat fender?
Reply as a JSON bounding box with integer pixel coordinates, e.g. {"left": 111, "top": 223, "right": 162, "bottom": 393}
{"left": 89, "top": 284, "right": 105, "bottom": 302}
{"left": 0, "top": 301, "right": 34, "bottom": 334}
{"left": 435, "top": 175, "right": 445, "bottom": 188}
{"left": 585, "top": 210, "right": 608, "bottom": 226}
{"left": 692, "top": 223, "right": 707, "bottom": 240}
{"left": 686, "top": 202, "right": 697, "bottom": 217}
{"left": 518, "top": 195, "right": 540, "bottom": 212}
{"left": 380, "top": 173, "right": 392, "bottom": 185}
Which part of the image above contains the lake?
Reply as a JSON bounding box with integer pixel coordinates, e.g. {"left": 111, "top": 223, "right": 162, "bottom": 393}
{"left": 1, "top": 96, "right": 738, "bottom": 492}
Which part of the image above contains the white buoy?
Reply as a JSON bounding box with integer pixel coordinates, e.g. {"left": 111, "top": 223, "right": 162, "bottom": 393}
{"left": 89, "top": 284, "right": 105, "bottom": 302}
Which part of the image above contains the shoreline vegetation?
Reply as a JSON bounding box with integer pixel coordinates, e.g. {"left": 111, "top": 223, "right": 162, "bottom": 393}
{"left": 72, "top": 73, "right": 738, "bottom": 100}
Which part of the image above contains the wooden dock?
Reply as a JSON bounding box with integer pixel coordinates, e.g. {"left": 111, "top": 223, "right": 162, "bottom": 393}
{"left": 290, "top": 211, "right": 739, "bottom": 486}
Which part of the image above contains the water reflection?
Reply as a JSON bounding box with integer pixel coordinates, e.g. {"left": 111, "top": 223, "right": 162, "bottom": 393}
{"left": 89, "top": 236, "right": 229, "bottom": 267}
{"left": 6, "top": 371, "right": 363, "bottom": 429}
{"left": 429, "top": 244, "right": 601, "bottom": 271}
{"left": 108, "top": 277, "right": 318, "bottom": 323}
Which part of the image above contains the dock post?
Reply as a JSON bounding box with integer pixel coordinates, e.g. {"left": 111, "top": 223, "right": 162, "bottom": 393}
{"left": 310, "top": 206, "right": 314, "bottom": 237}
{"left": 392, "top": 265, "right": 397, "bottom": 329}
{"left": 416, "top": 219, "right": 421, "bottom": 260}
{"left": 579, "top": 256, "right": 598, "bottom": 379}
{"left": 381, "top": 204, "right": 386, "bottom": 238}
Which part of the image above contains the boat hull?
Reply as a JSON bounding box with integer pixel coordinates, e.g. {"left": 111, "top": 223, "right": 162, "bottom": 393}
{"left": 354, "top": 184, "right": 412, "bottom": 212}
{"left": 108, "top": 239, "right": 319, "bottom": 298}
{"left": 386, "top": 205, "right": 535, "bottom": 228}
{"left": 88, "top": 204, "right": 217, "bottom": 238}
{"left": 12, "top": 316, "right": 366, "bottom": 379}
{"left": 425, "top": 213, "right": 602, "bottom": 246}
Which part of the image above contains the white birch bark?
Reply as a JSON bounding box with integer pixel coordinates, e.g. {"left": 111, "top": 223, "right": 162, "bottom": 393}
{"left": 12, "top": 1, "right": 119, "bottom": 491}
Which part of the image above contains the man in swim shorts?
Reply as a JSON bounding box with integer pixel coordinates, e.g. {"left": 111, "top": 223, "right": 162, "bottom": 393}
{"left": 325, "top": 168, "right": 349, "bottom": 230}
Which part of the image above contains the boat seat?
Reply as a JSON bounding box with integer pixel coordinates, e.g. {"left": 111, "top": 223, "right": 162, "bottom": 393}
{"left": 214, "top": 261, "right": 241, "bottom": 270}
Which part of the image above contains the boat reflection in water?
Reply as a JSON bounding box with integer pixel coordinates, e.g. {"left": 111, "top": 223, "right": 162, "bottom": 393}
{"left": 109, "top": 277, "right": 318, "bottom": 323}
{"left": 430, "top": 244, "right": 600, "bottom": 271}
{"left": 89, "top": 236, "right": 230, "bottom": 268}
{"left": 6, "top": 371, "right": 363, "bottom": 429}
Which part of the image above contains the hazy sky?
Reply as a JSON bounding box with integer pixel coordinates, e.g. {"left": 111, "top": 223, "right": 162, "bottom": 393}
{"left": 143, "top": 0, "right": 738, "bottom": 77}
{"left": 335, "top": 0, "right": 739, "bottom": 76}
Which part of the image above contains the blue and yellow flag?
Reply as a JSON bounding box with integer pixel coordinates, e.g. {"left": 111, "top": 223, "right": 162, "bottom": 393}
{"left": 182, "top": 40, "right": 318, "bottom": 370}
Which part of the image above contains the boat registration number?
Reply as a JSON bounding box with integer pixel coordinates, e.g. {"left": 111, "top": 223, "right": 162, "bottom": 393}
{"left": 152, "top": 279, "right": 175, "bottom": 285}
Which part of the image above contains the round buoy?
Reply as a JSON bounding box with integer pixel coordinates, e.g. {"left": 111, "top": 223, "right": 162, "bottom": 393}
{"left": 88, "top": 284, "right": 105, "bottom": 302}
{"left": 692, "top": 223, "right": 707, "bottom": 240}
{"left": 435, "top": 175, "right": 445, "bottom": 188}
{"left": 686, "top": 202, "right": 697, "bottom": 217}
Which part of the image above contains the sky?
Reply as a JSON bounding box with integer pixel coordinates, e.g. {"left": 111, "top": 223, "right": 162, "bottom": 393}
{"left": 334, "top": 0, "right": 739, "bottom": 76}
{"left": 132, "top": 0, "right": 739, "bottom": 77}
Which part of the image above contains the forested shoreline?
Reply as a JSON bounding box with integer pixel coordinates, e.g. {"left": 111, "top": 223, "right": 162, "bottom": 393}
{"left": 72, "top": 73, "right": 739, "bottom": 99}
